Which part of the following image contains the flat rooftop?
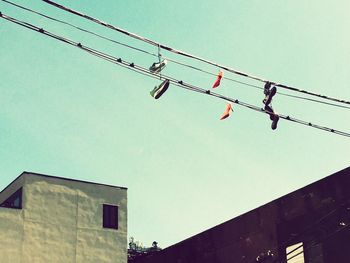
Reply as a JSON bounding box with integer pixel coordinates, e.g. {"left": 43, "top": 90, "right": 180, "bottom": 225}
{"left": 1, "top": 171, "right": 127, "bottom": 195}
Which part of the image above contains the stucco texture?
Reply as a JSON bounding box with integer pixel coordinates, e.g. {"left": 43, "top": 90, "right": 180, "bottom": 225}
{"left": 0, "top": 173, "right": 127, "bottom": 263}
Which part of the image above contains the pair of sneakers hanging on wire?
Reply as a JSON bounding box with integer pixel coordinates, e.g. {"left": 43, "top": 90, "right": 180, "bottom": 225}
{"left": 263, "top": 82, "right": 279, "bottom": 130}
{"left": 149, "top": 49, "right": 169, "bottom": 99}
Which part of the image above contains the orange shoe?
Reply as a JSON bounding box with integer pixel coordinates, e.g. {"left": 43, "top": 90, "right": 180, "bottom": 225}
{"left": 212, "top": 71, "right": 223, "bottom": 88}
{"left": 220, "top": 103, "right": 233, "bottom": 120}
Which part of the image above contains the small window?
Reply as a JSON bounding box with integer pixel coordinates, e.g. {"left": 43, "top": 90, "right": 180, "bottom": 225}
{"left": 286, "top": 242, "right": 304, "bottom": 263}
{"left": 103, "top": 204, "right": 118, "bottom": 229}
{"left": 0, "top": 188, "right": 22, "bottom": 209}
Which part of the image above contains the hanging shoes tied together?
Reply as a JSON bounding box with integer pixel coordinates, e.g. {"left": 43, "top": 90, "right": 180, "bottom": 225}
{"left": 212, "top": 71, "right": 223, "bottom": 89}
{"left": 263, "top": 82, "right": 279, "bottom": 130}
{"left": 220, "top": 103, "right": 233, "bottom": 120}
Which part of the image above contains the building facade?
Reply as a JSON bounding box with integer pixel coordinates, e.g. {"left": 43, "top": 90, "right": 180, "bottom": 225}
{"left": 0, "top": 172, "right": 127, "bottom": 263}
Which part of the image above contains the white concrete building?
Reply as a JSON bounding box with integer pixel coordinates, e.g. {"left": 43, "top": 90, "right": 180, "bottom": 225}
{"left": 0, "top": 172, "right": 127, "bottom": 263}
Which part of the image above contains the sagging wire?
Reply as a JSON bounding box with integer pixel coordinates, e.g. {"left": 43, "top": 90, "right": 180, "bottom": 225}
{"left": 3, "top": 0, "right": 350, "bottom": 110}
{"left": 41, "top": 0, "right": 350, "bottom": 106}
{"left": 0, "top": 0, "right": 158, "bottom": 57}
{"left": 1, "top": 12, "right": 350, "bottom": 138}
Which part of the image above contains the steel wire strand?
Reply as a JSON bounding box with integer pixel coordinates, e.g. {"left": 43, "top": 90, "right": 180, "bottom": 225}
{"left": 3, "top": 0, "right": 350, "bottom": 110}
{"left": 41, "top": 0, "right": 350, "bottom": 106}
{"left": 1, "top": 12, "right": 350, "bottom": 138}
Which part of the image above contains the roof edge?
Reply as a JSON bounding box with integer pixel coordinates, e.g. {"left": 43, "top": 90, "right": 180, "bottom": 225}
{"left": 1, "top": 171, "right": 127, "bottom": 194}
{"left": 22, "top": 171, "right": 127, "bottom": 190}
{"left": 0, "top": 173, "right": 25, "bottom": 196}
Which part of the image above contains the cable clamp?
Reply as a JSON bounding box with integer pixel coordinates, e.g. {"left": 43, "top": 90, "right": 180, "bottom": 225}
{"left": 39, "top": 28, "right": 44, "bottom": 33}
{"left": 77, "top": 43, "right": 82, "bottom": 48}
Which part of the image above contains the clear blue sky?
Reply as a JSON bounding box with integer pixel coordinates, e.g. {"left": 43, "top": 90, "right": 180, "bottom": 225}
{"left": 1, "top": 0, "right": 349, "bottom": 248}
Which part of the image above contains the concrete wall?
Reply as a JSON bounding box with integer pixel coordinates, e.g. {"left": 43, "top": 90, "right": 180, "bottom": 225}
{"left": 0, "top": 173, "right": 127, "bottom": 263}
{"left": 0, "top": 207, "right": 24, "bottom": 263}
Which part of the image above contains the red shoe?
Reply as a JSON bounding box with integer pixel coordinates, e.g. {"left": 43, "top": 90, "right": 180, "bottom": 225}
{"left": 220, "top": 103, "right": 233, "bottom": 120}
{"left": 212, "top": 71, "right": 223, "bottom": 88}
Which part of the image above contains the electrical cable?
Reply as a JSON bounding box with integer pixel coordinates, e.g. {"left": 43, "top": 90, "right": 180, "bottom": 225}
{"left": 3, "top": 0, "right": 350, "bottom": 110}
{"left": 162, "top": 58, "right": 350, "bottom": 110}
{"left": 0, "top": 0, "right": 158, "bottom": 57}
{"left": 168, "top": 60, "right": 350, "bottom": 110}
{"left": 42, "top": 0, "right": 350, "bottom": 106}
{"left": 2, "top": 7, "right": 349, "bottom": 262}
{"left": 1, "top": 12, "right": 350, "bottom": 138}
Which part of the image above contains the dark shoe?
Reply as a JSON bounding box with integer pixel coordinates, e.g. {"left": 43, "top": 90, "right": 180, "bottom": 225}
{"left": 150, "top": 79, "right": 170, "bottom": 99}
{"left": 271, "top": 114, "right": 279, "bottom": 130}
{"left": 264, "top": 81, "right": 272, "bottom": 95}
{"left": 264, "top": 105, "right": 275, "bottom": 120}
{"left": 263, "top": 86, "right": 277, "bottom": 106}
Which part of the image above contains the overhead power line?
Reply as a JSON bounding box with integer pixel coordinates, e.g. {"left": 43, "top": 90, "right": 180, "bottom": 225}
{"left": 1, "top": 12, "right": 349, "bottom": 138}
{"left": 42, "top": 0, "right": 350, "bottom": 106}
{"left": 0, "top": 0, "right": 157, "bottom": 57}
{"left": 3, "top": 0, "right": 350, "bottom": 110}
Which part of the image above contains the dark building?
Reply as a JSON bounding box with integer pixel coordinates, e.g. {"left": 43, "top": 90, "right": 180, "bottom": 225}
{"left": 135, "top": 166, "right": 350, "bottom": 263}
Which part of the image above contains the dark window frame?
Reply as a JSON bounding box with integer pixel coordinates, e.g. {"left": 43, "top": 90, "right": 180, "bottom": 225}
{"left": 103, "top": 204, "right": 119, "bottom": 230}
{"left": 0, "top": 187, "right": 23, "bottom": 209}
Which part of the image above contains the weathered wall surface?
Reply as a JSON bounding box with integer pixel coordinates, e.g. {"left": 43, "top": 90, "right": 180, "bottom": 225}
{"left": 22, "top": 220, "right": 77, "bottom": 263}
{"left": 0, "top": 173, "right": 127, "bottom": 263}
{"left": 0, "top": 208, "right": 23, "bottom": 263}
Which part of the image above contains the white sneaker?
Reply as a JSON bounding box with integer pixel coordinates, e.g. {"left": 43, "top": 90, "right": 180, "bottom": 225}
{"left": 149, "top": 59, "right": 167, "bottom": 74}
{"left": 150, "top": 79, "right": 170, "bottom": 99}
